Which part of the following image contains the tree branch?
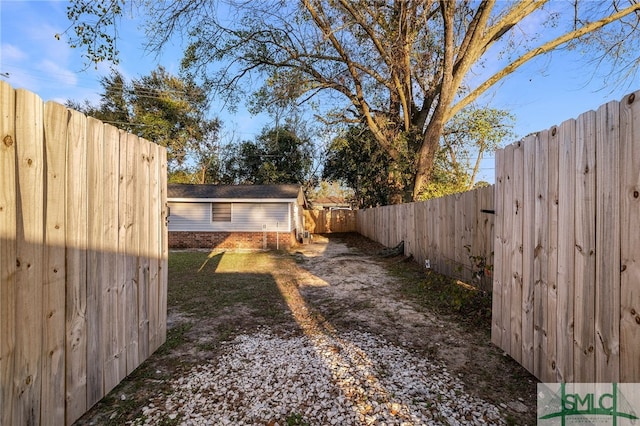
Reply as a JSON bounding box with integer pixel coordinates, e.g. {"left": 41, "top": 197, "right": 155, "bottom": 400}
{"left": 450, "top": 1, "right": 640, "bottom": 120}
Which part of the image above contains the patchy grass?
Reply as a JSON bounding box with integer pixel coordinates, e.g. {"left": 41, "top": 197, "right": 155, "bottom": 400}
{"left": 388, "top": 260, "right": 493, "bottom": 332}
{"left": 168, "top": 251, "right": 289, "bottom": 320}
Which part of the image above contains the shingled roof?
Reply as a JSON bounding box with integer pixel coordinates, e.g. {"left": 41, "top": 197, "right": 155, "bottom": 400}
{"left": 168, "top": 184, "right": 303, "bottom": 200}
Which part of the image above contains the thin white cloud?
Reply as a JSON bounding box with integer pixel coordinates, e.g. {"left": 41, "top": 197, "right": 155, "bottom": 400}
{"left": 1, "top": 43, "right": 28, "bottom": 62}
{"left": 39, "top": 59, "right": 78, "bottom": 87}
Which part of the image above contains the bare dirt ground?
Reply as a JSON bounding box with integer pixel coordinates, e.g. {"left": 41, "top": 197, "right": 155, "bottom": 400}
{"left": 291, "top": 234, "right": 537, "bottom": 423}
{"left": 75, "top": 233, "right": 537, "bottom": 425}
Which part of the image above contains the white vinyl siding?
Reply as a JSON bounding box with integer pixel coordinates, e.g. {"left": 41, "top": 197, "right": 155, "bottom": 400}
{"left": 168, "top": 201, "right": 292, "bottom": 232}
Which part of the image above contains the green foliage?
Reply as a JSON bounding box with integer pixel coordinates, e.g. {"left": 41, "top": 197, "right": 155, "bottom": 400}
{"left": 60, "top": 0, "right": 124, "bottom": 67}
{"left": 323, "top": 126, "right": 413, "bottom": 207}
{"left": 442, "top": 106, "right": 515, "bottom": 189}
{"left": 325, "top": 125, "right": 483, "bottom": 205}
{"left": 414, "top": 148, "right": 470, "bottom": 201}
{"left": 223, "top": 126, "right": 314, "bottom": 185}
{"left": 308, "top": 180, "right": 354, "bottom": 205}
{"left": 285, "top": 413, "right": 310, "bottom": 426}
{"left": 67, "top": 66, "right": 220, "bottom": 176}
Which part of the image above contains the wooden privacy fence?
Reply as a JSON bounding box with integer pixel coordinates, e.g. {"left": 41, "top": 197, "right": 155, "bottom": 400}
{"left": 492, "top": 90, "right": 640, "bottom": 383}
{"left": 304, "top": 209, "right": 357, "bottom": 234}
{"left": 357, "top": 186, "right": 495, "bottom": 290}
{"left": 0, "top": 82, "right": 168, "bottom": 425}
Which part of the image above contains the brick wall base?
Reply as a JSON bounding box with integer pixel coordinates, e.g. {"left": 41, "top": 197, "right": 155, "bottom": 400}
{"left": 169, "top": 231, "right": 298, "bottom": 250}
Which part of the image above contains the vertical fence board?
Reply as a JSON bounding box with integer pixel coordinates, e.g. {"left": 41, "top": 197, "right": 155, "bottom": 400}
{"left": 86, "top": 116, "right": 105, "bottom": 407}
{"left": 418, "top": 203, "right": 426, "bottom": 265}
{"left": 0, "top": 80, "right": 17, "bottom": 426}
{"left": 428, "top": 199, "right": 439, "bottom": 272}
{"left": 492, "top": 148, "right": 504, "bottom": 346}
{"left": 405, "top": 203, "right": 415, "bottom": 258}
{"left": 520, "top": 134, "right": 537, "bottom": 373}
{"left": 510, "top": 141, "right": 524, "bottom": 364}
{"left": 14, "top": 89, "right": 45, "bottom": 426}
{"left": 42, "top": 101, "right": 68, "bottom": 425}
{"left": 619, "top": 92, "right": 640, "bottom": 382}
{"left": 547, "top": 126, "right": 560, "bottom": 381}
{"left": 445, "top": 195, "right": 456, "bottom": 276}
{"left": 137, "top": 140, "right": 150, "bottom": 362}
{"left": 116, "top": 130, "right": 129, "bottom": 383}
{"left": 501, "top": 144, "right": 515, "bottom": 353}
{"left": 480, "top": 186, "right": 494, "bottom": 292}
{"left": 556, "top": 119, "right": 576, "bottom": 382}
{"left": 66, "top": 108, "right": 88, "bottom": 425}
{"left": 533, "top": 130, "right": 550, "bottom": 381}
{"left": 574, "top": 110, "right": 597, "bottom": 382}
{"left": 102, "top": 124, "right": 121, "bottom": 394}
{"left": 125, "top": 134, "right": 140, "bottom": 374}
{"left": 159, "top": 147, "right": 169, "bottom": 344}
{"left": 148, "top": 143, "right": 160, "bottom": 353}
{"left": 595, "top": 101, "right": 621, "bottom": 382}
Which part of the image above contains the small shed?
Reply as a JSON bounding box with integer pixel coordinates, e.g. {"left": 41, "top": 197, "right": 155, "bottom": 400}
{"left": 168, "top": 184, "right": 307, "bottom": 250}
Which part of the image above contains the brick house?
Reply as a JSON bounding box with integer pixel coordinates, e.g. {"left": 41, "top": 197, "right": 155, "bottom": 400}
{"left": 168, "top": 184, "right": 307, "bottom": 250}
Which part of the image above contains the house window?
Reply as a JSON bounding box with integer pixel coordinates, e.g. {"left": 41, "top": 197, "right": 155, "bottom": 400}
{"left": 211, "top": 203, "right": 232, "bottom": 222}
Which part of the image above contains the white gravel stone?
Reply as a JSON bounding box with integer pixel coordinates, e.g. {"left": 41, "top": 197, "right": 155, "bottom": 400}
{"left": 129, "top": 330, "right": 505, "bottom": 425}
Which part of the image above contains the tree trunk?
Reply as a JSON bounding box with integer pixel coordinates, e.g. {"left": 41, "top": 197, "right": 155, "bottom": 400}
{"left": 412, "top": 116, "right": 447, "bottom": 201}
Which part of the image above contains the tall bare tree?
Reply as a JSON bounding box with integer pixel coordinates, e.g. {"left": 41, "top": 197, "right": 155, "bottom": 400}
{"left": 65, "top": 0, "right": 640, "bottom": 202}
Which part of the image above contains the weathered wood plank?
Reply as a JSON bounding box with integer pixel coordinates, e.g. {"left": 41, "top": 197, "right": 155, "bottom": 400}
{"left": 470, "top": 189, "right": 482, "bottom": 287}
{"left": 148, "top": 143, "right": 160, "bottom": 353}
{"left": 533, "top": 130, "right": 549, "bottom": 381}
{"left": 137, "top": 139, "right": 150, "bottom": 362}
{"left": 573, "top": 110, "right": 597, "bottom": 382}
{"left": 125, "top": 133, "right": 140, "bottom": 374}
{"left": 445, "top": 195, "right": 456, "bottom": 277}
{"left": 428, "top": 198, "right": 439, "bottom": 273}
{"left": 115, "top": 130, "right": 129, "bottom": 384}
{"left": 86, "top": 116, "right": 105, "bottom": 407}
{"left": 0, "top": 80, "right": 17, "bottom": 426}
{"left": 500, "top": 144, "right": 514, "bottom": 354}
{"left": 404, "top": 203, "right": 415, "bottom": 258}
{"left": 453, "top": 193, "right": 464, "bottom": 280}
{"left": 556, "top": 118, "right": 576, "bottom": 382}
{"left": 103, "top": 125, "right": 122, "bottom": 393}
{"left": 491, "top": 148, "right": 504, "bottom": 346}
{"left": 66, "top": 108, "right": 88, "bottom": 425}
{"left": 41, "top": 101, "right": 68, "bottom": 425}
{"left": 14, "top": 88, "right": 45, "bottom": 426}
{"left": 510, "top": 140, "right": 524, "bottom": 364}
{"left": 415, "top": 201, "right": 427, "bottom": 269}
{"left": 594, "top": 100, "right": 621, "bottom": 382}
{"left": 521, "top": 133, "right": 537, "bottom": 374}
{"left": 479, "top": 186, "right": 494, "bottom": 292}
{"left": 547, "top": 125, "right": 560, "bottom": 381}
{"left": 619, "top": 91, "right": 640, "bottom": 382}
{"left": 159, "top": 147, "right": 169, "bottom": 344}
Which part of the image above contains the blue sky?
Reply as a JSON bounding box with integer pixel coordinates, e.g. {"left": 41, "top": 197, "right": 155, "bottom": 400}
{"left": 2, "top": 1, "right": 639, "bottom": 184}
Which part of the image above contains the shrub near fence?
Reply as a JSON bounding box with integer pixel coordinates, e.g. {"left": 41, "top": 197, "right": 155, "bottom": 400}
{"left": 0, "top": 82, "right": 168, "bottom": 425}
{"left": 492, "top": 90, "right": 640, "bottom": 383}
{"left": 357, "top": 186, "right": 495, "bottom": 291}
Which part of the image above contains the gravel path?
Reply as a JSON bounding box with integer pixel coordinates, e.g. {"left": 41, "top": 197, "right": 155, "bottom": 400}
{"left": 132, "top": 329, "right": 503, "bottom": 425}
